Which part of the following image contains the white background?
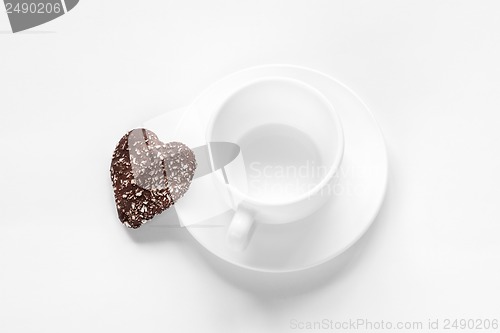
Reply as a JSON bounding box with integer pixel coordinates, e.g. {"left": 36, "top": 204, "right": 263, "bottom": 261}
{"left": 1, "top": 1, "right": 499, "bottom": 332}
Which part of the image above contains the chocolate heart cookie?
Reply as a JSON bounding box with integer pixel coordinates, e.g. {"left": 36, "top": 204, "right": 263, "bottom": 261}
{"left": 110, "top": 128, "right": 196, "bottom": 228}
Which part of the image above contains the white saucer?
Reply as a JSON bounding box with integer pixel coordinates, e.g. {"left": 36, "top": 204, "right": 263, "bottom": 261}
{"left": 148, "top": 65, "right": 388, "bottom": 272}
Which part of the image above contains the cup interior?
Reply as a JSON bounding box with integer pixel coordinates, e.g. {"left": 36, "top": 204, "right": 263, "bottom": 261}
{"left": 207, "top": 77, "right": 343, "bottom": 205}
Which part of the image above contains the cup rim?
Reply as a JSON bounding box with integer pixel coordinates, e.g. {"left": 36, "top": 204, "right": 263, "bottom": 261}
{"left": 206, "top": 76, "right": 345, "bottom": 207}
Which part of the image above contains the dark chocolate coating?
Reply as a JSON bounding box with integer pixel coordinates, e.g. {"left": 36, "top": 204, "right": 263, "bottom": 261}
{"left": 110, "top": 129, "right": 196, "bottom": 228}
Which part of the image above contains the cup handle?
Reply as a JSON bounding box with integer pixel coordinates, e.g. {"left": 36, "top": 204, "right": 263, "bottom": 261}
{"left": 227, "top": 208, "right": 255, "bottom": 251}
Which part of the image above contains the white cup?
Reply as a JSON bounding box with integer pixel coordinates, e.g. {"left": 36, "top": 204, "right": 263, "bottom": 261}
{"left": 206, "top": 77, "right": 344, "bottom": 251}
